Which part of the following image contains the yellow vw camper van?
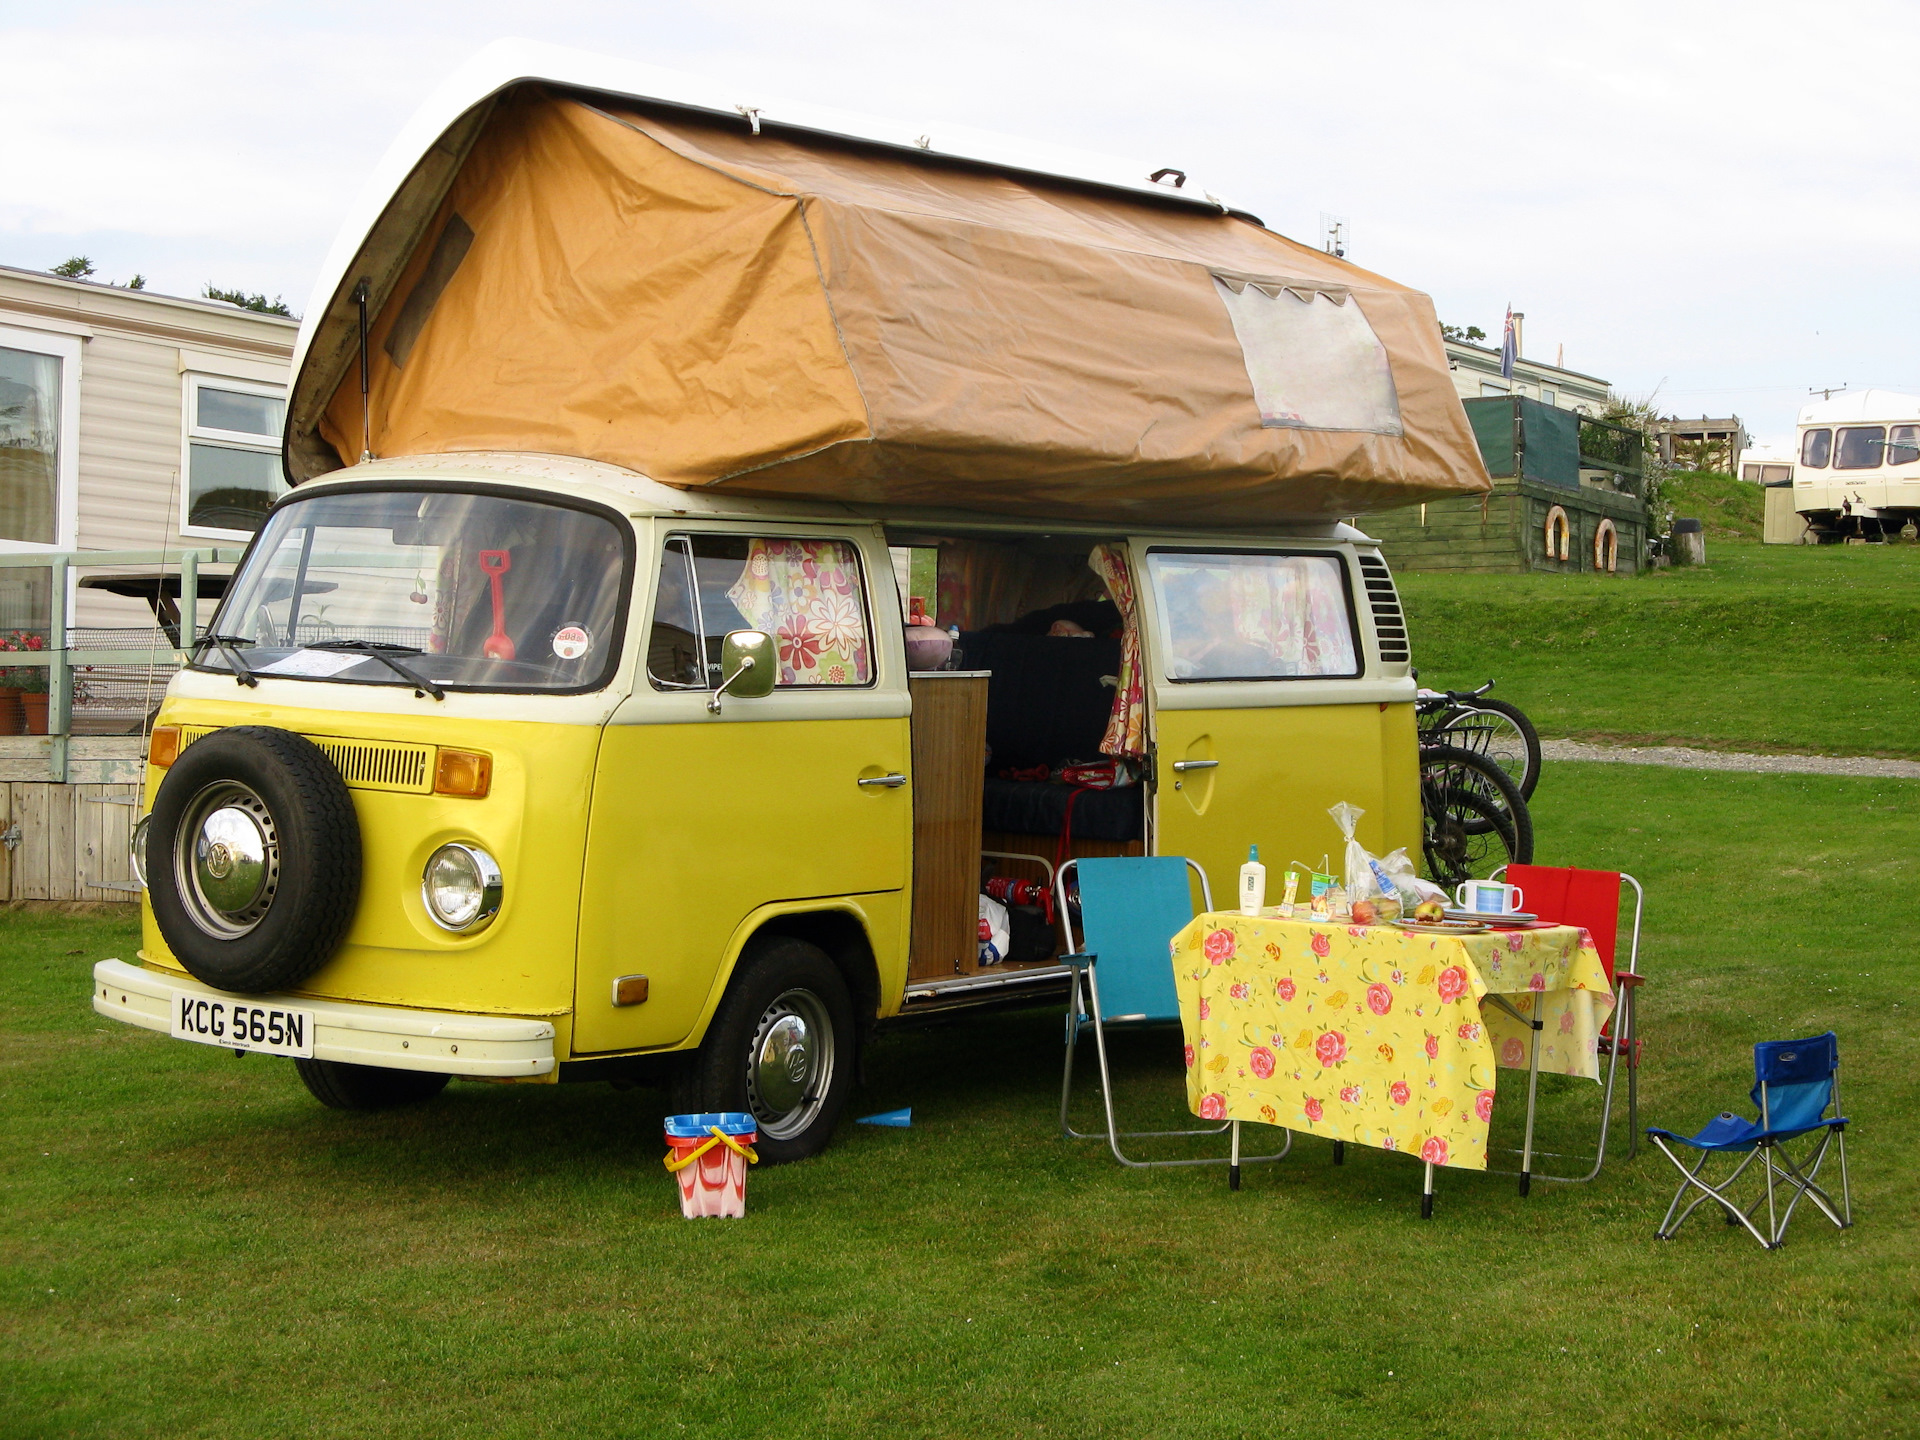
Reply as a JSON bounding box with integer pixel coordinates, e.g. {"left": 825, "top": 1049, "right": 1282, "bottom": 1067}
{"left": 92, "top": 44, "right": 1490, "bottom": 1161}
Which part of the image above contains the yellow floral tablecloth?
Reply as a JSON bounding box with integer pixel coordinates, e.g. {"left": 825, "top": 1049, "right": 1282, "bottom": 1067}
{"left": 1171, "top": 915, "right": 1614, "bottom": 1171}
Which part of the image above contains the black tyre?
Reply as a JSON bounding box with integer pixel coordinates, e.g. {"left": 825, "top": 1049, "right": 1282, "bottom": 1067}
{"left": 1420, "top": 746, "right": 1533, "bottom": 885}
{"left": 295, "top": 1058, "right": 449, "bottom": 1111}
{"left": 148, "top": 726, "right": 361, "bottom": 994}
{"left": 1440, "top": 698, "right": 1542, "bottom": 800}
{"left": 671, "top": 937, "right": 856, "bottom": 1165}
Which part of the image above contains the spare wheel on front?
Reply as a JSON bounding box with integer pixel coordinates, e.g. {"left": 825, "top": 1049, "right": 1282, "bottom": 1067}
{"left": 147, "top": 726, "right": 362, "bottom": 994}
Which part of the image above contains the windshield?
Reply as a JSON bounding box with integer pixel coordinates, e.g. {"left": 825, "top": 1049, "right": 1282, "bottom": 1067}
{"left": 200, "top": 487, "right": 629, "bottom": 693}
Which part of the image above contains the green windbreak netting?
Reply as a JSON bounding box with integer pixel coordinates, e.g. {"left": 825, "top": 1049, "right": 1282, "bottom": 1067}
{"left": 1460, "top": 396, "right": 1581, "bottom": 487}
{"left": 1520, "top": 399, "right": 1581, "bottom": 488}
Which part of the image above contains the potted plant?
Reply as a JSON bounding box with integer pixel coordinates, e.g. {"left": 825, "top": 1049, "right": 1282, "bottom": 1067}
{"left": 0, "top": 631, "right": 49, "bottom": 735}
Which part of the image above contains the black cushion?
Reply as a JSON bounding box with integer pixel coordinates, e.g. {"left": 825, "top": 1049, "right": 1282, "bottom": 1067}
{"left": 966, "top": 630, "right": 1121, "bottom": 770}
{"left": 982, "top": 777, "right": 1143, "bottom": 843}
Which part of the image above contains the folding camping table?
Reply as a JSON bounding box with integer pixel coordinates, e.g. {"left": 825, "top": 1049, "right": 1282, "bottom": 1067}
{"left": 1170, "top": 912, "right": 1615, "bottom": 1215}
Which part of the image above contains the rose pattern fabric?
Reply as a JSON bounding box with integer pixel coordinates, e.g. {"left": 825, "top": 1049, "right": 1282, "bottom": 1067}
{"left": 1174, "top": 915, "right": 1612, "bottom": 1171}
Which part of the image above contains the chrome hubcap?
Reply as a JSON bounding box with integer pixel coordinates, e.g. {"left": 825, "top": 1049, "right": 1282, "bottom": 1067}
{"left": 177, "top": 783, "right": 280, "bottom": 938}
{"left": 746, "top": 988, "right": 834, "bottom": 1140}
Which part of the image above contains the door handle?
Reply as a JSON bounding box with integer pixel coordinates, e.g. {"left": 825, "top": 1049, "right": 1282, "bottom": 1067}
{"left": 858, "top": 773, "right": 908, "bottom": 788}
{"left": 1172, "top": 759, "right": 1219, "bottom": 772}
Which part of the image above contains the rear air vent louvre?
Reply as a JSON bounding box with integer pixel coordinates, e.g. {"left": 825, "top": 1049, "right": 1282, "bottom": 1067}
{"left": 1355, "top": 554, "right": 1410, "bottom": 665}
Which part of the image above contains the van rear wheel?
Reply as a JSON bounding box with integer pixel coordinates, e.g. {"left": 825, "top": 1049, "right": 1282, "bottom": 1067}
{"left": 672, "top": 937, "right": 855, "bottom": 1165}
{"left": 295, "top": 1058, "right": 449, "bottom": 1111}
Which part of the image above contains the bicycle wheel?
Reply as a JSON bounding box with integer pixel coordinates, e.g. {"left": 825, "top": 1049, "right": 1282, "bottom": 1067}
{"left": 1439, "top": 698, "right": 1541, "bottom": 799}
{"left": 1419, "top": 745, "right": 1533, "bottom": 882}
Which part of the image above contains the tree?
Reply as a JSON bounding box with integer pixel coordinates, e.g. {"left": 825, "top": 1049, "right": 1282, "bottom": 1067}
{"left": 50, "top": 255, "right": 95, "bottom": 279}
{"left": 204, "top": 285, "right": 293, "bottom": 317}
{"left": 1440, "top": 323, "right": 1487, "bottom": 343}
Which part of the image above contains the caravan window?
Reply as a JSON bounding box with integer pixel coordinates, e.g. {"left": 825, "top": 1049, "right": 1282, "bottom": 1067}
{"left": 1800, "top": 429, "right": 1831, "bottom": 468}
{"left": 1834, "top": 426, "right": 1884, "bottom": 469}
{"left": 648, "top": 535, "right": 873, "bottom": 690}
{"left": 1887, "top": 425, "right": 1920, "bottom": 466}
{"left": 1147, "top": 550, "right": 1359, "bottom": 681}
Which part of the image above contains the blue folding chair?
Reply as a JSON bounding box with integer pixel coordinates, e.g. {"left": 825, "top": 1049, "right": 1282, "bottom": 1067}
{"left": 1648, "top": 1032, "right": 1853, "bottom": 1249}
{"left": 1056, "top": 855, "right": 1290, "bottom": 1175}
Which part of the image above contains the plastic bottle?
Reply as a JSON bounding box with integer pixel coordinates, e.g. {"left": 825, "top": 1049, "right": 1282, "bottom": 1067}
{"left": 1239, "top": 844, "right": 1266, "bottom": 917}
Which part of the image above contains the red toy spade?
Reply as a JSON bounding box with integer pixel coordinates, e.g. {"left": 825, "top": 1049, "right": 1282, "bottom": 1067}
{"left": 478, "top": 550, "right": 515, "bottom": 660}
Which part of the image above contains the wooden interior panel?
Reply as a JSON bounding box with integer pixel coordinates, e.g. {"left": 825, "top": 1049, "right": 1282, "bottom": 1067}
{"left": 907, "top": 673, "right": 989, "bottom": 980}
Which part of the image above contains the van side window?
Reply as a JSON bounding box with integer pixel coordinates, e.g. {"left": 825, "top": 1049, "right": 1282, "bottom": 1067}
{"left": 1800, "top": 428, "right": 1831, "bottom": 468}
{"left": 1146, "top": 550, "right": 1359, "bottom": 681}
{"left": 647, "top": 535, "right": 873, "bottom": 690}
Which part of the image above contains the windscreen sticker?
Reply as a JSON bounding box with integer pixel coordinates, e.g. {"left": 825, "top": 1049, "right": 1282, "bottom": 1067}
{"left": 551, "top": 625, "right": 591, "bottom": 661}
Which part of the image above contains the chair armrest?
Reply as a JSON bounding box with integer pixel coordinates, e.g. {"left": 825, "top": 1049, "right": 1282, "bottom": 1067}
{"left": 1615, "top": 972, "right": 1648, "bottom": 989}
{"left": 1061, "top": 952, "right": 1096, "bottom": 970}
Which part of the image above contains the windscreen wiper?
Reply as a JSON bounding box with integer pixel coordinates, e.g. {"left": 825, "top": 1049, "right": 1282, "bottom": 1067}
{"left": 198, "top": 632, "right": 260, "bottom": 688}
{"left": 305, "top": 640, "right": 446, "bottom": 701}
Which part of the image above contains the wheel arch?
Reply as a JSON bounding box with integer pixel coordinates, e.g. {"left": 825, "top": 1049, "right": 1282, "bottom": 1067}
{"left": 681, "top": 897, "right": 884, "bottom": 1052}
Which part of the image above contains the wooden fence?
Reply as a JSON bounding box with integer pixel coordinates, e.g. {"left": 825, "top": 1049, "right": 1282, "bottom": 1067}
{"left": 1, "top": 781, "right": 142, "bottom": 904}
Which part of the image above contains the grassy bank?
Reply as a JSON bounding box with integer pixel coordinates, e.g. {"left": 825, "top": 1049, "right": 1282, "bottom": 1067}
{"left": 1664, "top": 470, "right": 1765, "bottom": 542}
{"left": 1399, "top": 540, "right": 1920, "bottom": 757}
{"left": 4, "top": 761, "right": 1916, "bottom": 1438}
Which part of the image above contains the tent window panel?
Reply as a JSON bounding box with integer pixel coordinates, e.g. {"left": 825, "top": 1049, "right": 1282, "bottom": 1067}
{"left": 1886, "top": 425, "right": 1919, "bottom": 467}
{"left": 1212, "top": 278, "right": 1403, "bottom": 436}
{"left": 1834, "top": 426, "right": 1884, "bottom": 470}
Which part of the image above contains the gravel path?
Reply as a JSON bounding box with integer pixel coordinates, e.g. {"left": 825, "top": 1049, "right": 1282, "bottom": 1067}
{"left": 1542, "top": 739, "right": 1920, "bottom": 779}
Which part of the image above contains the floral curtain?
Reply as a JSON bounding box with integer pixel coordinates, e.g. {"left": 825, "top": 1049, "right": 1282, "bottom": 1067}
{"left": 1088, "top": 543, "right": 1146, "bottom": 759}
{"left": 1226, "top": 555, "right": 1355, "bottom": 675}
{"left": 727, "top": 538, "right": 871, "bottom": 686}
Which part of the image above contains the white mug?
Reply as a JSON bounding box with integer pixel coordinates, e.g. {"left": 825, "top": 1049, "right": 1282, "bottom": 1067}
{"left": 1455, "top": 879, "right": 1525, "bottom": 915}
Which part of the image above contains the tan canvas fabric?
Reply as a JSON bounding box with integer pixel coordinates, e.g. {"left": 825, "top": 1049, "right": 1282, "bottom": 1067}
{"left": 317, "top": 87, "right": 1488, "bottom": 523}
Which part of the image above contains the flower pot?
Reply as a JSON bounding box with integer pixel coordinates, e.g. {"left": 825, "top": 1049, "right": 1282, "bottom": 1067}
{"left": 22, "top": 691, "right": 48, "bottom": 735}
{"left": 0, "top": 690, "right": 21, "bottom": 735}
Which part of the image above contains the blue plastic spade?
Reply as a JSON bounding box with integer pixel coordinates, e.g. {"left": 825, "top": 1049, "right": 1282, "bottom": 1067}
{"left": 857, "top": 1107, "right": 912, "bottom": 1127}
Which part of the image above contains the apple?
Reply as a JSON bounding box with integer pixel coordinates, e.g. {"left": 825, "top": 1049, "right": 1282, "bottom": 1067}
{"left": 1414, "top": 899, "right": 1447, "bottom": 923}
{"left": 1350, "top": 899, "right": 1377, "bottom": 926}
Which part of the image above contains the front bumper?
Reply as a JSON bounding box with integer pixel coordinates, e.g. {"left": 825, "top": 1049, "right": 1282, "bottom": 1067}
{"left": 92, "top": 959, "right": 557, "bottom": 1077}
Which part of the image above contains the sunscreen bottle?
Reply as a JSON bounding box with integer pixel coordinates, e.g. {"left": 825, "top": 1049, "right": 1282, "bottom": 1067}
{"left": 1239, "top": 845, "right": 1266, "bottom": 916}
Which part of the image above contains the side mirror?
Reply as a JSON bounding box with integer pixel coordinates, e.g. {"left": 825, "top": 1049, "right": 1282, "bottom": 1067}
{"left": 707, "top": 630, "right": 775, "bottom": 712}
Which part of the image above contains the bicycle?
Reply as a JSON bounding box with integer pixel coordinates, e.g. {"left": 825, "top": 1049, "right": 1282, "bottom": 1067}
{"left": 1418, "top": 742, "right": 1533, "bottom": 885}
{"left": 1416, "top": 679, "right": 1542, "bottom": 800}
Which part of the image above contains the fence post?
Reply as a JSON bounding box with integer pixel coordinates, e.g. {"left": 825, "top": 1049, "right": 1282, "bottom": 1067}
{"left": 49, "top": 555, "right": 70, "bottom": 782}
{"left": 180, "top": 550, "right": 200, "bottom": 655}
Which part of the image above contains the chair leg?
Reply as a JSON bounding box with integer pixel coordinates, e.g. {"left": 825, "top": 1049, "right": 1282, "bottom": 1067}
{"left": 1651, "top": 1138, "right": 1773, "bottom": 1248}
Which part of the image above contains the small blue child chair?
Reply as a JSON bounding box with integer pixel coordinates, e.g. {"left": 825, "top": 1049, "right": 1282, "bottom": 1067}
{"left": 1056, "top": 855, "right": 1290, "bottom": 1175}
{"left": 1647, "top": 1032, "right": 1852, "bottom": 1249}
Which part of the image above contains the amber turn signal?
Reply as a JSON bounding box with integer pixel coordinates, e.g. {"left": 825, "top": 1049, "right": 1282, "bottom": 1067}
{"left": 612, "top": 974, "right": 650, "bottom": 1007}
{"left": 148, "top": 726, "right": 182, "bottom": 769}
{"left": 434, "top": 748, "right": 493, "bottom": 798}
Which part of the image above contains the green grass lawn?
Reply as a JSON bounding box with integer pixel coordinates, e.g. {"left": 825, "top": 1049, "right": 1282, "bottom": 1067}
{"left": 4, "top": 761, "right": 1916, "bottom": 1438}
{"left": 1399, "top": 540, "right": 1920, "bottom": 758}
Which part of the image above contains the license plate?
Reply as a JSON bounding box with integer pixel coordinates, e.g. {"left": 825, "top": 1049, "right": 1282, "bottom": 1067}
{"left": 170, "top": 994, "right": 315, "bottom": 1057}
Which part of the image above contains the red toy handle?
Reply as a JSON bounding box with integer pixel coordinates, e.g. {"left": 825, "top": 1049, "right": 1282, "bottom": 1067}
{"left": 478, "top": 550, "right": 514, "bottom": 660}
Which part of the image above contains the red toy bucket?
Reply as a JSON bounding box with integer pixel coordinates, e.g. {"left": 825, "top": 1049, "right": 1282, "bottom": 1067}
{"left": 663, "top": 1112, "right": 759, "bottom": 1218}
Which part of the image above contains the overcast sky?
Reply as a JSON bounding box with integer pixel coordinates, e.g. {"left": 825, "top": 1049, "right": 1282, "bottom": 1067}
{"left": 4, "top": 0, "right": 1914, "bottom": 443}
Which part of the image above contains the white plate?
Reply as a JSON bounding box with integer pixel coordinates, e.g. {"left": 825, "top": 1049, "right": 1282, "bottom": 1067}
{"left": 170, "top": 994, "right": 315, "bottom": 1057}
{"left": 1445, "top": 908, "right": 1539, "bottom": 924}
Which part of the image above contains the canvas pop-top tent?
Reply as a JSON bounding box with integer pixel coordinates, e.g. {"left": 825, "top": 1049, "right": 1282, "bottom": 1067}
{"left": 286, "top": 42, "right": 1490, "bottom": 527}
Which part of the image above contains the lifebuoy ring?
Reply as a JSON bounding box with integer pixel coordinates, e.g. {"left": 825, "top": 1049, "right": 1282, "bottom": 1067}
{"left": 1544, "top": 505, "right": 1571, "bottom": 561}
{"left": 1594, "top": 517, "right": 1618, "bottom": 573}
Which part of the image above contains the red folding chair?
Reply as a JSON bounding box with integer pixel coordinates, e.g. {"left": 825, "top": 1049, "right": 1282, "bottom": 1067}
{"left": 1492, "top": 863, "right": 1646, "bottom": 1180}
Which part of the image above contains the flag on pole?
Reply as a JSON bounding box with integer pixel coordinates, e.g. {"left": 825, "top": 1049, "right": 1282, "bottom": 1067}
{"left": 1500, "top": 306, "right": 1517, "bottom": 380}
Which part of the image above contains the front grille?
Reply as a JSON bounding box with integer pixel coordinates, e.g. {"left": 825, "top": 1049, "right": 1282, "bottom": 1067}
{"left": 173, "top": 726, "right": 434, "bottom": 794}
{"left": 1356, "top": 554, "right": 1411, "bottom": 665}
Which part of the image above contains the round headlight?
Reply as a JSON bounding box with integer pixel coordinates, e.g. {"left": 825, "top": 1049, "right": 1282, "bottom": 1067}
{"left": 421, "top": 843, "right": 503, "bottom": 932}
